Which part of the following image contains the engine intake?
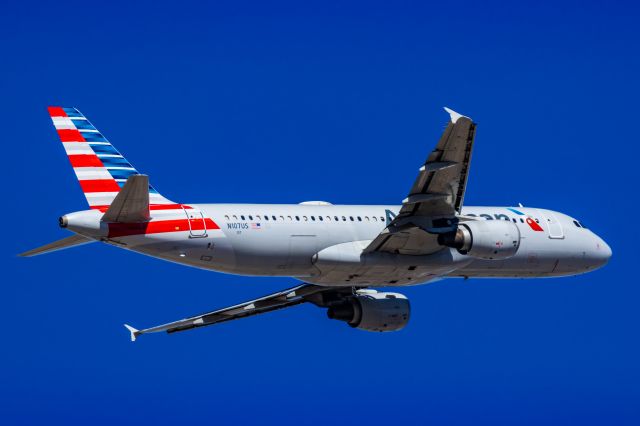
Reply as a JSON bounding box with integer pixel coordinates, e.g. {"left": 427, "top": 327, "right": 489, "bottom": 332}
{"left": 327, "top": 290, "right": 410, "bottom": 332}
{"left": 438, "top": 220, "right": 521, "bottom": 260}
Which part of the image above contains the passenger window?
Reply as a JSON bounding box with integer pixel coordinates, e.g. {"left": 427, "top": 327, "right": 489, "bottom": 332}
{"left": 335, "top": 216, "right": 339, "bottom": 221}
{"left": 349, "top": 216, "right": 354, "bottom": 221}
{"left": 512, "top": 218, "right": 516, "bottom": 223}
{"left": 520, "top": 218, "right": 524, "bottom": 223}
{"left": 224, "top": 215, "right": 229, "bottom": 220}
{"left": 319, "top": 216, "right": 323, "bottom": 221}
{"left": 295, "top": 216, "right": 300, "bottom": 221}
{"left": 380, "top": 216, "right": 384, "bottom": 222}
{"left": 272, "top": 215, "right": 277, "bottom": 221}
{"left": 264, "top": 215, "right": 268, "bottom": 221}
{"left": 303, "top": 216, "right": 308, "bottom": 221}
{"left": 357, "top": 216, "right": 362, "bottom": 221}
{"left": 373, "top": 216, "right": 378, "bottom": 222}
{"left": 287, "top": 215, "right": 292, "bottom": 221}
{"left": 326, "top": 216, "right": 331, "bottom": 221}
{"left": 256, "top": 215, "right": 261, "bottom": 220}
{"left": 233, "top": 215, "right": 238, "bottom": 220}
{"left": 365, "top": 216, "right": 370, "bottom": 221}
{"left": 241, "top": 215, "right": 245, "bottom": 220}
{"left": 311, "top": 216, "right": 315, "bottom": 221}
{"left": 342, "top": 216, "right": 346, "bottom": 221}
{"left": 248, "top": 215, "right": 253, "bottom": 220}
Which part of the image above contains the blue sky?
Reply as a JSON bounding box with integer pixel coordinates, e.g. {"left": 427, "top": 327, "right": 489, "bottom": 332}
{"left": 1, "top": 1, "right": 639, "bottom": 424}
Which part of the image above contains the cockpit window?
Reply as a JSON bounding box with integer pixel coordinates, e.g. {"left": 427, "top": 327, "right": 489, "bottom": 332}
{"left": 573, "top": 220, "right": 581, "bottom": 228}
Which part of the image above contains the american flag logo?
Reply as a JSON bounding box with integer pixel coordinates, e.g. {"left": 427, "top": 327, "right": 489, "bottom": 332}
{"left": 250, "top": 223, "right": 262, "bottom": 230}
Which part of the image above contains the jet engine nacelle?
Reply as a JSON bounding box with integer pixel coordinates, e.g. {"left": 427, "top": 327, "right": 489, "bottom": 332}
{"left": 438, "top": 220, "right": 521, "bottom": 260}
{"left": 326, "top": 290, "right": 410, "bottom": 332}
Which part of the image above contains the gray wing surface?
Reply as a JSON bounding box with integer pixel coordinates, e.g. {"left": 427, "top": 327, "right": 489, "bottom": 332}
{"left": 364, "top": 107, "right": 476, "bottom": 255}
{"left": 124, "top": 284, "right": 351, "bottom": 340}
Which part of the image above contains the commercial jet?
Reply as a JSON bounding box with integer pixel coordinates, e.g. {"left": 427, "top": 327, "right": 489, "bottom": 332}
{"left": 20, "top": 107, "right": 611, "bottom": 340}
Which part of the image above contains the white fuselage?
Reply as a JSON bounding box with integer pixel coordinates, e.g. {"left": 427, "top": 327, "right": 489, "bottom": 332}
{"left": 64, "top": 204, "right": 611, "bottom": 288}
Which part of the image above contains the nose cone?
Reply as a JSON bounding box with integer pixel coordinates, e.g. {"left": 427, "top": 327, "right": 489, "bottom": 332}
{"left": 591, "top": 236, "right": 612, "bottom": 269}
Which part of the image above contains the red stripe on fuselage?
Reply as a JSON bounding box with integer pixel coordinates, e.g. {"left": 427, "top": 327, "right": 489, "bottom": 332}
{"left": 149, "top": 204, "right": 194, "bottom": 210}
{"left": 79, "top": 179, "right": 121, "bottom": 193}
{"left": 68, "top": 155, "right": 104, "bottom": 167}
{"left": 90, "top": 203, "right": 193, "bottom": 212}
{"left": 57, "top": 129, "right": 86, "bottom": 142}
{"left": 108, "top": 218, "right": 219, "bottom": 238}
{"left": 48, "top": 106, "right": 67, "bottom": 117}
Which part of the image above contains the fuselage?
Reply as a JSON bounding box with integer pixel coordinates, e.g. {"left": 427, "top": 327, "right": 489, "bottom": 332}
{"left": 62, "top": 203, "right": 611, "bottom": 288}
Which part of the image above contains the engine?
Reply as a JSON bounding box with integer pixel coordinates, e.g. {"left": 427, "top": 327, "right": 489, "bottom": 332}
{"left": 438, "top": 220, "right": 521, "bottom": 260}
{"left": 326, "top": 290, "right": 410, "bottom": 332}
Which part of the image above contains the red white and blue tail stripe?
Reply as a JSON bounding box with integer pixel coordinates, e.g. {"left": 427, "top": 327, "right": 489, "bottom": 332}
{"left": 48, "top": 106, "right": 174, "bottom": 210}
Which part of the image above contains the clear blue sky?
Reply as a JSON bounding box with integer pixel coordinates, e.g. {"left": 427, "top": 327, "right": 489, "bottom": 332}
{"left": 2, "top": 1, "right": 638, "bottom": 424}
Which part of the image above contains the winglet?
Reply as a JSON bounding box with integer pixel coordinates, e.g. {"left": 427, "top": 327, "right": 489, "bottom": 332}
{"left": 124, "top": 324, "right": 139, "bottom": 342}
{"left": 443, "top": 107, "right": 468, "bottom": 124}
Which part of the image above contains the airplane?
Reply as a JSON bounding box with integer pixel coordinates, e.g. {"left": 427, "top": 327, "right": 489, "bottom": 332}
{"left": 20, "top": 106, "right": 612, "bottom": 341}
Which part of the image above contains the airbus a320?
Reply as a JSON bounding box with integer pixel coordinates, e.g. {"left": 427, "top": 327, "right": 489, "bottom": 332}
{"left": 21, "top": 107, "right": 612, "bottom": 340}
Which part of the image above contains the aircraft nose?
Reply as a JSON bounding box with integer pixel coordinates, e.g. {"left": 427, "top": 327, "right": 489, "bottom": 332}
{"left": 591, "top": 236, "right": 612, "bottom": 268}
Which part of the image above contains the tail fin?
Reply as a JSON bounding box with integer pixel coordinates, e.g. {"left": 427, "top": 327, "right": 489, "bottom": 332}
{"left": 48, "top": 106, "right": 173, "bottom": 210}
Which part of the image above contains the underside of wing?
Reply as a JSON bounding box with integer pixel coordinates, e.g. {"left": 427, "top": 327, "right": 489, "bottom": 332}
{"left": 365, "top": 107, "right": 477, "bottom": 255}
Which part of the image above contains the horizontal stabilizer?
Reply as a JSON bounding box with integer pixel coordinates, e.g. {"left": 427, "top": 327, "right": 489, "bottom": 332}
{"left": 102, "top": 175, "right": 150, "bottom": 223}
{"left": 18, "top": 234, "right": 94, "bottom": 257}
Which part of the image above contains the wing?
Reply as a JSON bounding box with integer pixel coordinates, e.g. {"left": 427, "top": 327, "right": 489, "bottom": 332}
{"left": 365, "top": 107, "right": 476, "bottom": 255}
{"left": 124, "top": 284, "right": 351, "bottom": 341}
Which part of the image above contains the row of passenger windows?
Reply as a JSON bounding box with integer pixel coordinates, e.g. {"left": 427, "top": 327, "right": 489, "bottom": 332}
{"left": 223, "top": 212, "right": 579, "bottom": 228}
{"left": 224, "top": 214, "right": 386, "bottom": 223}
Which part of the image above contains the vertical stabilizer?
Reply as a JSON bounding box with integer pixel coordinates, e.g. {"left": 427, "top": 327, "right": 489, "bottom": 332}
{"left": 47, "top": 106, "right": 173, "bottom": 210}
